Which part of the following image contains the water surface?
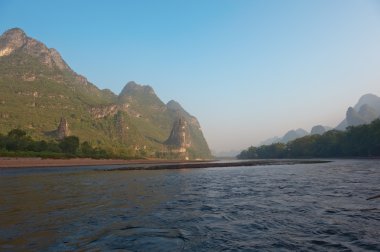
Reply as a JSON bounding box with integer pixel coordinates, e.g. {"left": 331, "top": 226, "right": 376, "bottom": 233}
{"left": 1, "top": 160, "right": 379, "bottom": 251}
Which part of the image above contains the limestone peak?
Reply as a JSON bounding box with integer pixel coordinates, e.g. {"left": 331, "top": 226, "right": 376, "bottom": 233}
{"left": 0, "top": 27, "right": 71, "bottom": 71}
{"left": 57, "top": 117, "right": 70, "bottom": 140}
{"left": 118, "top": 81, "right": 160, "bottom": 106}
{"left": 0, "top": 28, "right": 27, "bottom": 57}
{"left": 2, "top": 28, "right": 27, "bottom": 41}
{"left": 166, "top": 100, "right": 182, "bottom": 110}
{"left": 120, "top": 81, "right": 154, "bottom": 95}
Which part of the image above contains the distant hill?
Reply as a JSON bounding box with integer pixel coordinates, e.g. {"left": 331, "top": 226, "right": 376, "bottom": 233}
{"left": 260, "top": 127, "right": 330, "bottom": 145}
{"left": 260, "top": 93, "right": 380, "bottom": 146}
{"left": 310, "top": 125, "right": 331, "bottom": 135}
{"left": 336, "top": 93, "right": 380, "bottom": 130}
{"left": 281, "top": 128, "right": 308, "bottom": 143}
{"left": 260, "top": 136, "right": 282, "bottom": 146}
{"left": 260, "top": 129, "right": 308, "bottom": 145}
{"left": 238, "top": 119, "right": 380, "bottom": 159}
{"left": 239, "top": 93, "right": 380, "bottom": 159}
{"left": 0, "top": 28, "right": 211, "bottom": 159}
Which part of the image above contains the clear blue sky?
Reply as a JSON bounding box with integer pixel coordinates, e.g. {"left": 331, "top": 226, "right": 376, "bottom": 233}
{"left": 1, "top": 0, "right": 380, "bottom": 153}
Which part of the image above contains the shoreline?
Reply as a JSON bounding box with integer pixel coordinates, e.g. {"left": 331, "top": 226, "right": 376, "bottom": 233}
{"left": 0, "top": 157, "right": 209, "bottom": 169}
{"left": 0, "top": 157, "right": 331, "bottom": 170}
{"left": 107, "top": 159, "right": 331, "bottom": 171}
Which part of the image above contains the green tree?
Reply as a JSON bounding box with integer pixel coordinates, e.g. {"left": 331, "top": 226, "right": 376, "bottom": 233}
{"left": 5, "top": 129, "right": 30, "bottom": 151}
{"left": 80, "top": 141, "right": 93, "bottom": 155}
{"left": 0, "top": 133, "right": 5, "bottom": 150}
{"left": 27, "top": 140, "right": 48, "bottom": 152}
{"left": 46, "top": 141, "right": 61, "bottom": 153}
{"left": 59, "top": 136, "right": 80, "bottom": 154}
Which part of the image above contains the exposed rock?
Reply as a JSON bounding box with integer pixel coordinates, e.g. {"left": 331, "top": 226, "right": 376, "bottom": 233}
{"left": 57, "top": 117, "right": 69, "bottom": 140}
{"left": 22, "top": 73, "right": 36, "bottom": 81}
{"left": 0, "top": 28, "right": 88, "bottom": 80}
{"left": 0, "top": 28, "right": 27, "bottom": 57}
{"left": 90, "top": 104, "right": 118, "bottom": 119}
{"left": 165, "top": 117, "right": 191, "bottom": 153}
{"left": 0, "top": 112, "right": 9, "bottom": 118}
{"left": 0, "top": 28, "right": 71, "bottom": 71}
{"left": 167, "top": 99, "right": 201, "bottom": 128}
{"left": 75, "top": 74, "right": 88, "bottom": 85}
{"left": 49, "top": 48, "right": 70, "bottom": 71}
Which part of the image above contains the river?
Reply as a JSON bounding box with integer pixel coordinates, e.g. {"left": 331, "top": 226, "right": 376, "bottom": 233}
{"left": 0, "top": 159, "right": 379, "bottom": 251}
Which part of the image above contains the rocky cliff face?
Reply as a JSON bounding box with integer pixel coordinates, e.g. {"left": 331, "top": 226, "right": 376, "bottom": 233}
{"left": 117, "top": 81, "right": 211, "bottom": 158}
{"left": 165, "top": 117, "right": 191, "bottom": 153}
{"left": 0, "top": 28, "right": 70, "bottom": 71}
{"left": 0, "top": 27, "right": 111, "bottom": 104}
{"left": 57, "top": 117, "right": 69, "bottom": 140}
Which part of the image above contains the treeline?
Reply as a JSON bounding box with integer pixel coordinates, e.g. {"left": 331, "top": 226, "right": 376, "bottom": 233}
{"left": 0, "top": 129, "right": 111, "bottom": 158}
{"left": 238, "top": 119, "right": 380, "bottom": 159}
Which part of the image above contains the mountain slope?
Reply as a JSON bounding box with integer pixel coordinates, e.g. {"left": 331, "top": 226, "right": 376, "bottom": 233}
{"left": 166, "top": 100, "right": 211, "bottom": 158}
{"left": 336, "top": 93, "right": 380, "bottom": 130}
{"left": 260, "top": 128, "right": 308, "bottom": 145}
{"left": 0, "top": 28, "right": 211, "bottom": 159}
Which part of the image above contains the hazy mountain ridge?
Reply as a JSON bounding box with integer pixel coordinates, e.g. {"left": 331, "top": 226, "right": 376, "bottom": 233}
{"left": 0, "top": 28, "right": 211, "bottom": 159}
{"left": 260, "top": 126, "right": 329, "bottom": 145}
{"left": 336, "top": 93, "right": 380, "bottom": 130}
{"left": 260, "top": 93, "right": 380, "bottom": 146}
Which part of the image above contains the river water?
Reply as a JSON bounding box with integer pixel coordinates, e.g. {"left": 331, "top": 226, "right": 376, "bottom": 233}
{"left": 0, "top": 160, "right": 379, "bottom": 251}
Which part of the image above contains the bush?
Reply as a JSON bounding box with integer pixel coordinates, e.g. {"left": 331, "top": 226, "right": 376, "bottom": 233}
{"left": 59, "top": 136, "right": 80, "bottom": 154}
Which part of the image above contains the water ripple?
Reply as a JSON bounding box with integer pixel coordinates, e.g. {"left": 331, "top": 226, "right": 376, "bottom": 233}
{"left": 1, "top": 160, "right": 380, "bottom": 251}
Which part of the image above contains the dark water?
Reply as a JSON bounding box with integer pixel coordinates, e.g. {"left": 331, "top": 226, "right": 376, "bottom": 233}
{"left": 1, "top": 160, "right": 379, "bottom": 251}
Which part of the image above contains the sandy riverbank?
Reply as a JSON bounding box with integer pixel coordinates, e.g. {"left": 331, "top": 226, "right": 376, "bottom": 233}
{"left": 0, "top": 157, "right": 200, "bottom": 168}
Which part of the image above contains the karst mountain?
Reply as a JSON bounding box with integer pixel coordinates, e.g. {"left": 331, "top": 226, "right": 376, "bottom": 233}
{"left": 0, "top": 28, "right": 211, "bottom": 159}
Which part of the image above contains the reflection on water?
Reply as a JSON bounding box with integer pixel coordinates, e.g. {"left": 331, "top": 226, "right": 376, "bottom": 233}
{"left": 0, "top": 160, "right": 379, "bottom": 251}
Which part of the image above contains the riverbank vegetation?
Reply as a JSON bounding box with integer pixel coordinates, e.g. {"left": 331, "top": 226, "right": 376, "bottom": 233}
{"left": 0, "top": 129, "right": 114, "bottom": 159}
{"left": 0, "top": 129, "right": 194, "bottom": 160}
{"left": 238, "top": 119, "right": 380, "bottom": 159}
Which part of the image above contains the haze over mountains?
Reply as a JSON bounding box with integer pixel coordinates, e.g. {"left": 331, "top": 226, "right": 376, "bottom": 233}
{"left": 0, "top": 28, "right": 211, "bottom": 159}
{"left": 1, "top": 27, "right": 379, "bottom": 157}
{"left": 260, "top": 93, "right": 380, "bottom": 146}
{"left": 336, "top": 94, "right": 380, "bottom": 130}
